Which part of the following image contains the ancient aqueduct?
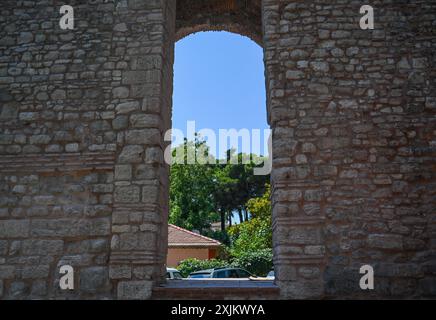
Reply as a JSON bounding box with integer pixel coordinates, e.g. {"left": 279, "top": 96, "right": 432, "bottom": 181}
{"left": 0, "top": 0, "right": 435, "bottom": 299}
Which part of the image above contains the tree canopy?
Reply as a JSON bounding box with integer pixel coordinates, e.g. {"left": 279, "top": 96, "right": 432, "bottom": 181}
{"left": 169, "top": 137, "right": 272, "bottom": 257}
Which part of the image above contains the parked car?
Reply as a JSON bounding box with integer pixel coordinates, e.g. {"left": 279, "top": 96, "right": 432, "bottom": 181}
{"left": 188, "top": 267, "right": 253, "bottom": 279}
{"left": 166, "top": 267, "right": 183, "bottom": 279}
{"left": 266, "top": 270, "right": 275, "bottom": 279}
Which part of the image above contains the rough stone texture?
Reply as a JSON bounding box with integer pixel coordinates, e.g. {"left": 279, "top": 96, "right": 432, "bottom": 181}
{"left": 0, "top": 0, "right": 435, "bottom": 299}
{"left": 264, "top": 0, "right": 436, "bottom": 299}
{"left": 176, "top": 0, "right": 263, "bottom": 45}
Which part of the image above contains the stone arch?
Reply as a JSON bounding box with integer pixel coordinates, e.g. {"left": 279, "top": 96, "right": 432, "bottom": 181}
{"left": 175, "top": 0, "right": 263, "bottom": 46}
{"left": 0, "top": 0, "right": 434, "bottom": 301}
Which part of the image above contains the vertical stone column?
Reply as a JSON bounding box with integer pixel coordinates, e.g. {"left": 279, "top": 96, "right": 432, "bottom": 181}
{"left": 109, "top": 0, "right": 176, "bottom": 300}
{"left": 262, "top": 0, "right": 326, "bottom": 299}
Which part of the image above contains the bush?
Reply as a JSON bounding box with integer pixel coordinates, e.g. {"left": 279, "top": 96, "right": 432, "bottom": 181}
{"left": 176, "top": 249, "right": 273, "bottom": 278}
{"left": 176, "top": 258, "right": 228, "bottom": 278}
{"left": 228, "top": 217, "right": 271, "bottom": 257}
{"left": 231, "top": 248, "right": 273, "bottom": 277}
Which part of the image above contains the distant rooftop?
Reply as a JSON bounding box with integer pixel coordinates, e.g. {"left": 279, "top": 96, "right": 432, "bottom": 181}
{"left": 168, "top": 224, "right": 222, "bottom": 248}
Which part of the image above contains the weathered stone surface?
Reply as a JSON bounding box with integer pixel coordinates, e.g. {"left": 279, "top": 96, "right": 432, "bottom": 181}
{"left": 80, "top": 267, "right": 111, "bottom": 293}
{"left": 0, "top": 0, "right": 434, "bottom": 301}
{"left": 21, "top": 265, "right": 50, "bottom": 279}
{"left": 115, "top": 165, "right": 132, "bottom": 181}
{"left": 117, "top": 281, "right": 153, "bottom": 300}
{"left": 0, "top": 220, "right": 30, "bottom": 238}
{"left": 288, "top": 227, "right": 323, "bottom": 245}
{"left": 125, "top": 129, "right": 160, "bottom": 145}
{"left": 30, "top": 218, "right": 111, "bottom": 237}
{"left": 118, "top": 145, "right": 144, "bottom": 163}
{"left": 9, "top": 281, "right": 28, "bottom": 298}
{"left": 368, "top": 234, "right": 403, "bottom": 250}
{"left": 114, "top": 186, "right": 140, "bottom": 203}
{"left": 0, "top": 266, "right": 15, "bottom": 279}
{"left": 109, "top": 265, "right": 132, "bottom": 279}
{"left": 21, "top": 240, "right": 63, "bottom": 255}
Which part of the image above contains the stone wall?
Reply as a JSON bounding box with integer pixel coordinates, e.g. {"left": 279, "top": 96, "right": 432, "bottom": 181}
{"left": 0, "top": 0, "right": 435, "bottom": 299}
{"left": 263, "top": 0, "right": 436, "bottom": 298}
{"left": 0, "top": 0, "right": 176, "bottom": 299}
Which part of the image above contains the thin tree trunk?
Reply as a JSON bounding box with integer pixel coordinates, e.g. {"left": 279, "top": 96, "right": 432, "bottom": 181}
{"left": 228, "top": 212, "right": 232, "bottom": 227}
{"left": 244, "top": 207, "right": 249, "bottom": 221}
{"left": 220, "top": 209, "right": 226, "bottom": 232}
{"left": 237, "top": 208, "right": 244, "bottom": 223}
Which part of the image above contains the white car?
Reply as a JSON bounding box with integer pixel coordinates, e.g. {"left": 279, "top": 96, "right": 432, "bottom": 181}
{"left": 166, "top": 267, "right": 183, "bottom": 279}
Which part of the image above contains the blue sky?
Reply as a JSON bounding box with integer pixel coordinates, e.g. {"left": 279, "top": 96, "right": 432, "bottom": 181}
{"left": 172, "top": 31, "right": 269, "bottom": 159}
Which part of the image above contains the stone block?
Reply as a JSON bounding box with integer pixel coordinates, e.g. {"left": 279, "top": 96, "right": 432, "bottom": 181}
{"left": 114, "top": 185, "right": 140, "bottom": 203}
{"left": 130, "top": 114, "right": 161, "bottom": 128}
{"left": 80, "top": 267, "right": 111, "bottom": 293}
{"left": 314, "top": 165, "right": 338, "bottom": 177}
{"left": 113, "top": 115, "right": 129, "bottom": 130}
{"left": 31, "top": 280, "right": 47, "bottom": 296}
{"left": 117, "top": 281, "right": 153, "bottom": 300}
{"left": 116, "top": 101, "right": 140, "bottom": 114}
{"left": 22, "top": 240, "right": 64, "bottom": 255}
{"left": 0, "top": 266, "right": 15, "bottom": 279}
{"left": 0, "top": 240, "right": 7, "bottom": 255}
{"left": 30, "top": 218, "right": 111, "bottom": 237}
{"left": 115, "top": 165, "right": 132, "bottom": 181}
{"left": 0, "top": 220, "right": 30, "bottom": 238}
{"left": 10, "top": 281, "right": 28, "bottom": 298}
{"left": 122, "top": 71, "right": 159, "bottom": 85}
{"left": 142, "top": 185, "right": 159, "bottom": 203}
{"left": 21, "top": 265, "right": 50, "bottom": 279}
{"left": 109, "top": 265, "right": 132, "bottom": 279}
{"left": 125, "top": 129, "right": 160, "bottom": 145}
{"left": 118, "top": 145, "right": 144, "bottom": 163}
{"left": 368, "top": 234, "right": 403, "bottom": 250}
{"left": 288, "top": 227, "right": 323, "bottom": 245}
{"left": 113, "top": 87, "right": 129, "bottom": 99}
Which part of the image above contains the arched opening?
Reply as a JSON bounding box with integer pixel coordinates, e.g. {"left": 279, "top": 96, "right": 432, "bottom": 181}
{"left": 153, "top": 0, "right": 279, "bottom": 299}
{"left": 161, "top": 30, "right": 276, "bottom": 298}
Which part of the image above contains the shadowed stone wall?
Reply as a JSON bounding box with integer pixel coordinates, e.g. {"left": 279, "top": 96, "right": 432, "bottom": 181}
{"left": 0, "top": 0, "right": 435, "bottom": 299}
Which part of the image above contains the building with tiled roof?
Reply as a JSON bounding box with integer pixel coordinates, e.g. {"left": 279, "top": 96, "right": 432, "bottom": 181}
{"left": 167, "top": 224, "right": 222, "bottom": 267}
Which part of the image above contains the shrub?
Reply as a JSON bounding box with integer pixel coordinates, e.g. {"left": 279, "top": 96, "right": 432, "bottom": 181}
{"left": 176, "top": 258, "right": 228, "bottom": 278}
{"left": 228, "top": 217, "right": 272, "bottom": 257}
{"left": 231, "top": 248, "right": 273, "bottom": 277}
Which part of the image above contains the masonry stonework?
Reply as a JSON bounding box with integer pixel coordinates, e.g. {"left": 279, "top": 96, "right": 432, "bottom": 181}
{"left": 0, "top": 0, "right": 435, "bottom": 299}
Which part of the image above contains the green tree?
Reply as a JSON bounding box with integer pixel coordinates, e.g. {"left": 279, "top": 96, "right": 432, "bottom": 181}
{"left": 212, "top": 151, "right": 269, "bottom": 230}
{"left": 227, "top": 184, "right": 272, "bottom": 256}
{"left": 169, "top": 137, "right": 271, "bottom": 243}
{"left": 169, "top": 138, "right": 218, "bottom": 233}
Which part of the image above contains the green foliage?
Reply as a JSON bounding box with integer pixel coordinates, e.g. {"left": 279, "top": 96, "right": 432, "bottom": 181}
{"left": 169, "top": 138, "right": 273, "bottom": 266}
{"left": 213, "top": 151, "right": 269, "bottom": 225}
{"left": 231, "top": 248, "right": 273, "bottom": 277}
{"left": 202, "top": 229, "right": 230, "bottom": 247}
{"left": 176, "top": 249, "right": 273, "bottom": 278}
{"left": 169, "top": 139, "right": 218, "bottom": 232}
{"left": 176, "top": 258, "right": 228, "bottom": 278}
{"left": 246, "top": 184, "right": 272, "bottom": 219}
{"left": 228, "top": 185, "right": 272, "bottom": 256}
{"left": 169, "top": 137, "right": 270, "bottom": 238}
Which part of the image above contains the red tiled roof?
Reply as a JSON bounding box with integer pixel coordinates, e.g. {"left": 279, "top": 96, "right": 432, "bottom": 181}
{"left": 168, "top": 224, "right": 222, "bottom": 248}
